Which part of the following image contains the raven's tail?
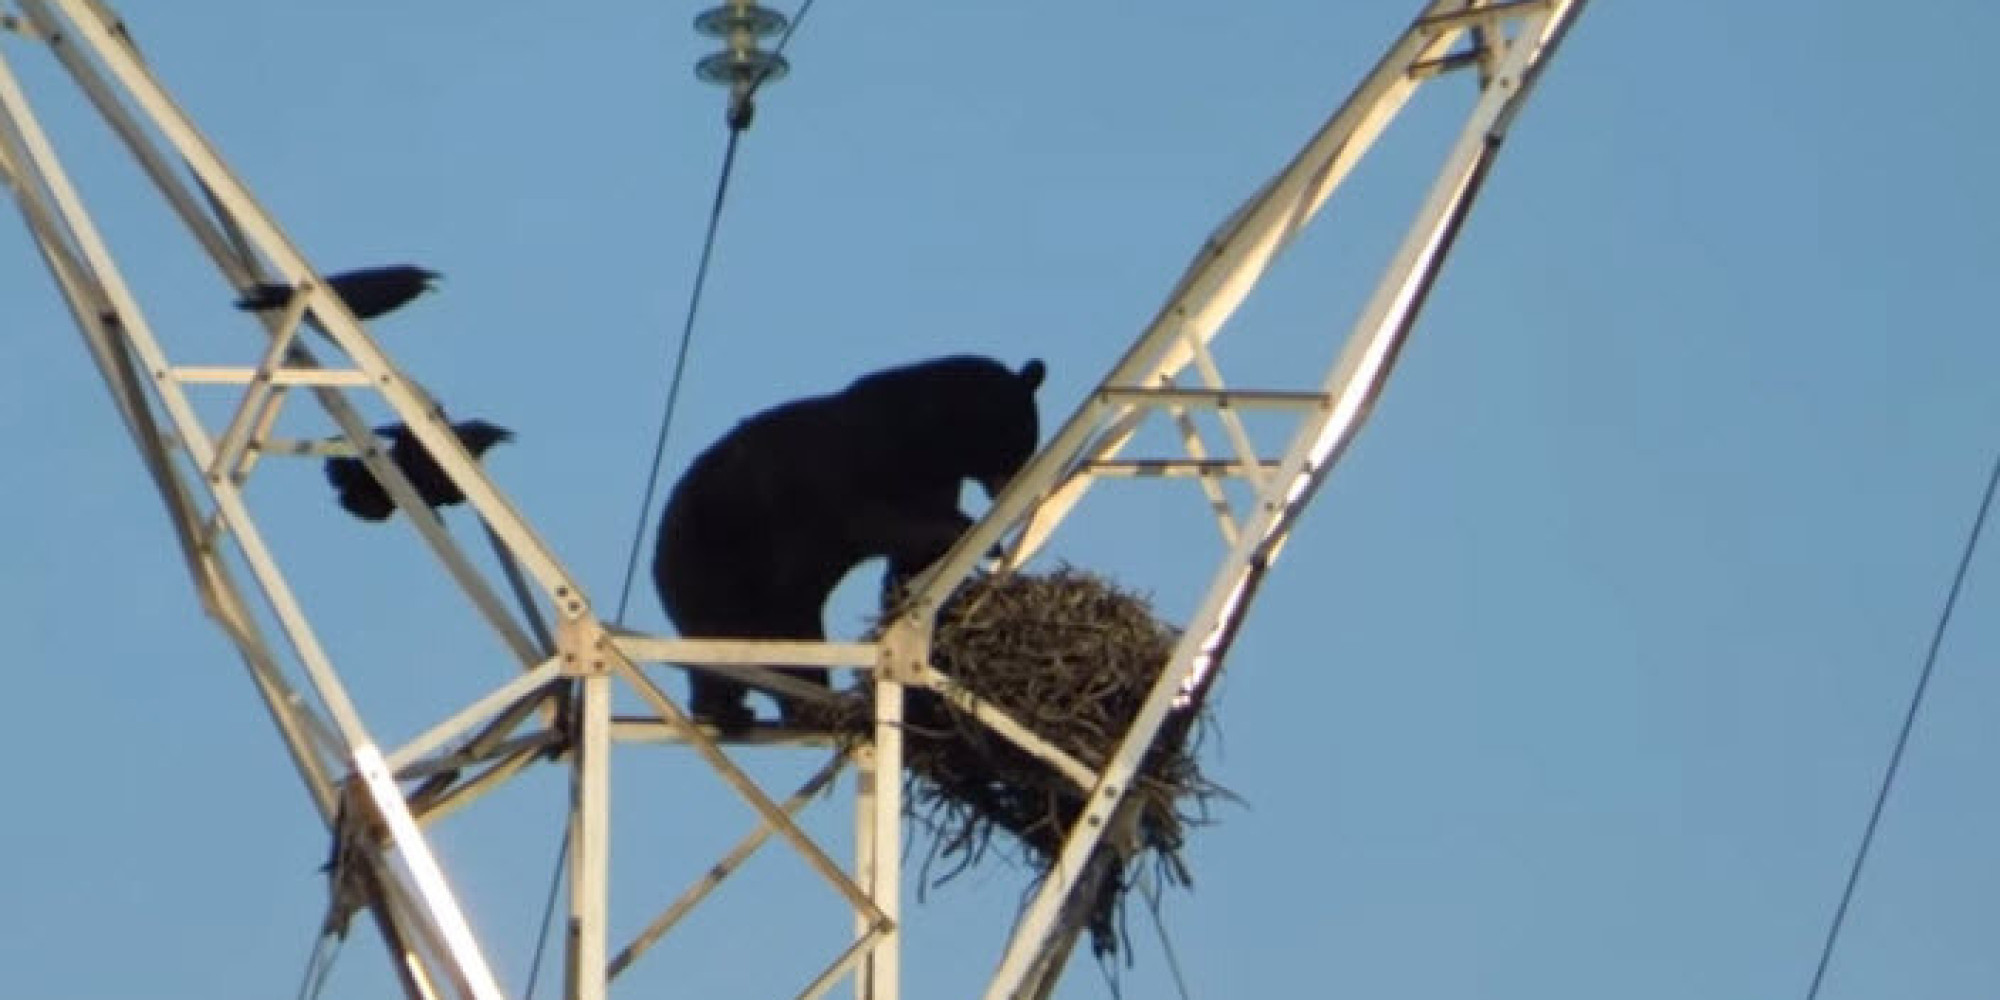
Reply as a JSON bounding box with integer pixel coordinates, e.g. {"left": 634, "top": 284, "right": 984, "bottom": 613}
{"left": 324, "top": 456, "right": 395, "bottom": 521}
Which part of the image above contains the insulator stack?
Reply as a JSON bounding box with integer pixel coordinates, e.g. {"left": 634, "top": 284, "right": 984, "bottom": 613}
{"left": 694, "top": 0, "right": 788, "bottom": 125}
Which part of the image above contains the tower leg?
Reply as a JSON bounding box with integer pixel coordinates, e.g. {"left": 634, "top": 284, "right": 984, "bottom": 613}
{"left": 853, "top": 744, "right": 878, "bottom": 1000}
{"left": 865, "top": 671, "right": 904, "bottom": 1000}
{"left": 566, "top": 671, "right": 612, "bottom": 1000}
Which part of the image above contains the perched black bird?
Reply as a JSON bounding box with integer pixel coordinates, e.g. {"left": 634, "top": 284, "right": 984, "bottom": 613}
{"left": 325, "top": 419, "right": 513, "bottom": 522}
{"left": 237, "top": 264, "right": 440, "bottom": 321}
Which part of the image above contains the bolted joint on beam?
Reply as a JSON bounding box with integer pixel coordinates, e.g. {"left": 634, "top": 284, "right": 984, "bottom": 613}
{"left": 2, "top": 12, "right": 46, "bottom": 39}
{"left": 551, "top": 582, "right": 588, "bottom": 620}
{"left": 875, "top": 615, "right": 932, "bottom": 686}
{"left": 558, "top": 615, "right": 614, "bottom": 678}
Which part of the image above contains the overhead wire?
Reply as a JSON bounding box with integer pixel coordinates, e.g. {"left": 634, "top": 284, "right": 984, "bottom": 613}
{"left": 612, "top": 0, "right": 820, "bottom": 626}
{"left": 1139, "top": 868, "right": 1198, "bottom": 1000}
{"left": 522, "top": 826, "right": 572, "bottom": 1000}
{"left": 292, "top": 930, "right": 342, "bottom": 1000}
{"left": 611, "top": 127, "right": 743, "bottom": 626}
{"left": 1802, "top": 444, "right": 2000, "bottom": 1000}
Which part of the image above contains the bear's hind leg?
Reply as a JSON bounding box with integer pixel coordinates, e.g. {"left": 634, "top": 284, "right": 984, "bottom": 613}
{"left": 688, "top": 673, "right": 757, "bottom": 735}
{"left": 759, "top": 602, "right": 832, "bottom": 729}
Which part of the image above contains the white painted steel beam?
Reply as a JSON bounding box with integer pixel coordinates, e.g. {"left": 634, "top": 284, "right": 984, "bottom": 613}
{"left": 565, "top": 672, "right": 611, "bottom": 1000}
{"left": 612, "top": 633, "right": 880, "bottom": 669}
{"left": 171, "top": 365, "right": 375, "bottom": 387}
{"left": 386, "top": 658, "right": 564, "bottom": 773}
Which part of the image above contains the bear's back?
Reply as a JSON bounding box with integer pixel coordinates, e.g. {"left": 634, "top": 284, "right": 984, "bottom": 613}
{"left": 654, "top": 354, "right": 1042, "bottom": 635}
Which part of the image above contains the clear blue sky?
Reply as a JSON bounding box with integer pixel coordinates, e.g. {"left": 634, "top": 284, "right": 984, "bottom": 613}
{"left": 5, "top": 2, "right": 1999, "bottom": 998}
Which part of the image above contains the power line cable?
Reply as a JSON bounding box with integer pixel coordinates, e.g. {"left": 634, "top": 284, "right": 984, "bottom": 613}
{"left": 1802, "top": 444, "right": 2000, "bottom": 1000}
{"left": 1140, "top": 867, "right": 1197, "bottom": 1000}
{"left": 292, "top": 931, "right": 342, "bottom": 1000}
{"left": 611, "top": 0, "right": 819, "bottom": 626}
{"left": 522, "top": 826, "right": 572, "bottom": 1000}
{"left": 611, "top": 127, "right": 744, "bottom": 626}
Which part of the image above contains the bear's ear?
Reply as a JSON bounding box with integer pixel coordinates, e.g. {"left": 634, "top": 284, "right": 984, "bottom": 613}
{"left": 1019, "top": 359, "right": 1047, "bottom": 390}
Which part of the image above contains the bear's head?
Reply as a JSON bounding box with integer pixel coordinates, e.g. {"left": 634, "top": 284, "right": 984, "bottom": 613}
{"left": 844, "top": 355, "right": 1047, "bottom": 498}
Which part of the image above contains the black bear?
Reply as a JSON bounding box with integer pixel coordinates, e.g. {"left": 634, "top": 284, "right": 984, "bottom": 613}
{"left": 653, "top": 355, "right": 1047, "bottom": 731}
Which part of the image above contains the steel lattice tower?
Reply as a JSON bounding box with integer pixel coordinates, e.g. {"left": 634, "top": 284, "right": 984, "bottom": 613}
{"left": 0, "top": 2, "right": 1587, "bottom": 998}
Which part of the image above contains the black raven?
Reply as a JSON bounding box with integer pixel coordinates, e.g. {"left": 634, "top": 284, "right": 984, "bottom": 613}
{"left": 325, "top": 420, "right": 513, "bottom": 522}
{"left": 237, "top": 264, "right": 440, "bottom": 321}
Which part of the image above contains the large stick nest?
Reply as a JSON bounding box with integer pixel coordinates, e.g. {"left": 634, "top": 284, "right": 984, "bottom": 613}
{"left": 886, "top": 567, "right": 1226, "bottom": 959}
